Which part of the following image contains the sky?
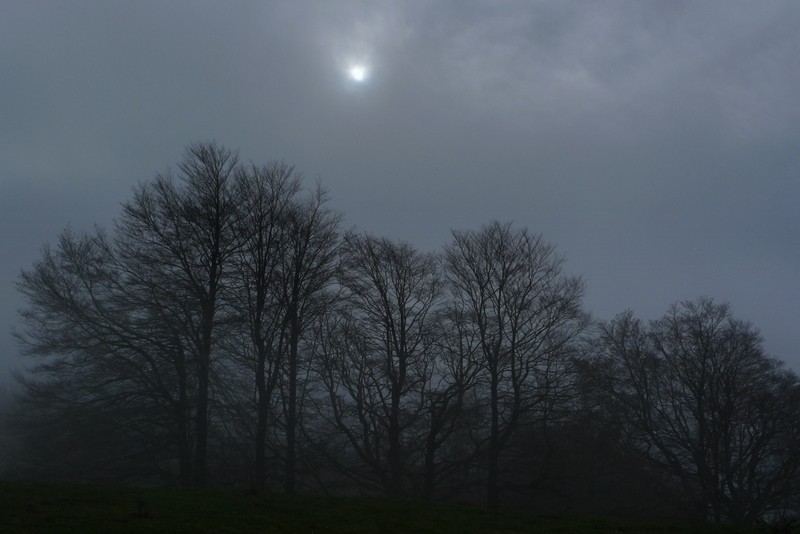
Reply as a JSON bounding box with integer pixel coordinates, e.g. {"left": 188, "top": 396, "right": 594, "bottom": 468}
{"left": 1, "top": 0, "right": 799, "bottom": 386}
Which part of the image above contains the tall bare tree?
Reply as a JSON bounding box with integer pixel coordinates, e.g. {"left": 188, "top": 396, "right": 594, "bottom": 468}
{"left": 118, "top": 142, "right": 240, "bottom": 487}
{"left": 277, "top": 185, "right": 340, "bottom": 493}
{"left": 444, "top": 221, "right": 586, "bottom": 508}
{"left": 229, "top": 161, "right": 301, "bottom": 491}
{"left": 418, "top": 305, "right": 482, "bottom": 499}
{"left": 315, "top": 234, "right": 442, "bottom": 497}
{"left": 597, "top": 299, "right": 800, "bottom": 522}
{"left": 15, "top": 228, "right": 190, "bottom": 482}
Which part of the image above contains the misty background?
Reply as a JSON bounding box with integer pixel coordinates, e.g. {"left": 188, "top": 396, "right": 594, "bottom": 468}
{"left": 2, "top": 0, "right": 799, "bottom": 391}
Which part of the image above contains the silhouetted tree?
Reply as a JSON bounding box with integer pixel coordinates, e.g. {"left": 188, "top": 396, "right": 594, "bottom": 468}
{"left": 597, "top": 299, "right": 800, "bottom": 522}
{"left": 14, "top": 229, "right": 187, "bottom": 482}
{"left": 313, "top": 235, "right": 442, "bottom": 497}
{"left": 276, "top": 185, "right": 340, "bottom": 493}
{"left": 418, "top": 305, "right": 482, "bottom": 499}
{"left": 443, "top": 221, "right": 587, "bottom": 508}
{"left": 229, "top": 162, "right": 301, "bottom": 491}
{"left": 112, "top": 142, "right": 241, "bottom": 487}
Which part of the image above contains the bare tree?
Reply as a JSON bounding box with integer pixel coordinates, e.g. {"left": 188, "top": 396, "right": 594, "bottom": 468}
{"left": 229, "top": 161, "right": 301, "bottom": 491}
{"left": 117, "top": 142, "right": 240, "bottom": 487}
{"left": 13, "top": 144, "right": 341, "bottom": 490}
{"left": 443, "top": 221, "right": 586, "bottom": 508}
{"left": 314, "top": 234, "right": 442, "bottom": 497}
{"left": 418, "top": 305, "right": 482, "bottom": 499}
{"left": 597, "top": 299, "right": 800, "bottom": 522}
{"left": 276, "top": 185, "right": 340, "bottom": 493}
{"left": 14, "top": 229, "right": 189, "bottom": 483}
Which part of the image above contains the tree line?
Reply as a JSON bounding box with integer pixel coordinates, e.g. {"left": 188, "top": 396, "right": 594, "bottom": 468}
{"left": 7, "top": 143, "right": 800, "bottom": 522}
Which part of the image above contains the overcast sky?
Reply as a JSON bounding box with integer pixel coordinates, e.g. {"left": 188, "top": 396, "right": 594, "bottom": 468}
{"left": 2, "top": 1, "right": 799, "bottom": 385}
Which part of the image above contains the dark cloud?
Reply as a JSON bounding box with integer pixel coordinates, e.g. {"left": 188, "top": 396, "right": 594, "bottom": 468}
{"left": 2, "top": 0, "right": 799, "bottom": 382}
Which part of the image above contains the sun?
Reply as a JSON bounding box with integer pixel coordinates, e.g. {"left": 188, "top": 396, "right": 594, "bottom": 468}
{"left": 348, "top": 64, "right": 368, "bottom": 83}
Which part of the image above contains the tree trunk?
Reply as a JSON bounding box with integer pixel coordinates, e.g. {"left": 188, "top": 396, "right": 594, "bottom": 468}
{"left": 194, "top": 360, "right": 209, "bottom": 487}
{"left": 388, "top": 386, "right": 403, "bottom": 497}
{"left": 422, "top": 431, "right": 437, "bottom": 500}
{"left": 194, "top": 312, "right": 214, "bottom": 488}
{"left": 254, "top": 344, "right": 268, "bottom": 492}
{"left": 487, "top": 366, "right": 500, "bottom": 508}
{"left": 286, "top": 315, "right": 300, "bottom": 494}
{"left": 177, "top": 351, "right": 191, "bottom": 488}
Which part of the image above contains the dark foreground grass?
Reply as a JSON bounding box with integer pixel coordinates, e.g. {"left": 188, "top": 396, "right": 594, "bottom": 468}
{"left": 0, "top": 481, "right": 764, "bottom": 533}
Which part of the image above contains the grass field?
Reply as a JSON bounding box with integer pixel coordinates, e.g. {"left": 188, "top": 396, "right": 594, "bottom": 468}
{"left": 0, "top": 481, "right": 768, "bottom": 533}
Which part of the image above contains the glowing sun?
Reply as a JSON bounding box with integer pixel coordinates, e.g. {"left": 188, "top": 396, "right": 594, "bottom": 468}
{"left": 348, "top": 64, "right": 369, "bottom": 83}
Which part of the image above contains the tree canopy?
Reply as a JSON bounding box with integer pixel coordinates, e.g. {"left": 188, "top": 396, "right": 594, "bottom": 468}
{"left": 9, "top": 143, "right": 800, "bottom": 522}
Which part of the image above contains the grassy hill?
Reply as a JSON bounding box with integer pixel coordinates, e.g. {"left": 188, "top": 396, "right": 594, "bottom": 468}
{"left": 0, "top": 481, "right": 768, "bottom": 533}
